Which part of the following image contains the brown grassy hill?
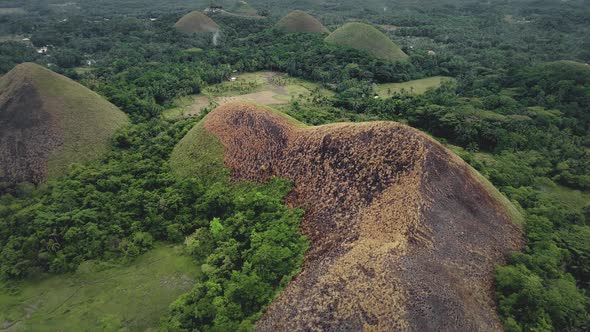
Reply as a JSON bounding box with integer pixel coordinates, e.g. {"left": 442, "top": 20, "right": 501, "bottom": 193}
{"left": 174, "top": 11, "right": 220, "bottom": 34}
{"left": 276, "top": 10, "right": 329, "bottom": 33}
{"left": 171, "top": 102, "right": 523, "bottom": 331}
{"left": 0, "top": 63, "right": 128, "bottom": 185}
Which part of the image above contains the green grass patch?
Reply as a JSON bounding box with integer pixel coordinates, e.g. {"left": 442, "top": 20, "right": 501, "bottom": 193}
{"left": 376, "top": 76, "right": 454, "bottom": 97}
{"left": 0, "top": 245, "right": 199, "bottom": 332}
{"left": 171, "top": 72, "right": 333, "bottom": 120}
{"left": 203, "top": 72, "right": 266, "bottom": 96}
{"left": 203, "top": 72, "right": 332, "bottom": 98}
{"left": 169, "top": 120, "right": 228, "bottom": 182}
{"left": 0, "top": 8, "right": 26, "bottom": 15}
{"left": 535, "top": 177, "right": 590, "bottom": 211}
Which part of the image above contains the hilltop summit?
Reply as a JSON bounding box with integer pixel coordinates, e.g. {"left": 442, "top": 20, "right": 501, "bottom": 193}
{"left": 326, "top": 22, "right": 408, "bottom": 60}
{"left": 0, "top": 63, "right": 128, "bottom": 185}
{"left": 276, "top": 10, "right": 329, "bottom": 33}
{"left": 174, "top": 11, "right": 220, "bottom": 34}
{"left": 171, "top": 102, "right": 523, "bottom": 331}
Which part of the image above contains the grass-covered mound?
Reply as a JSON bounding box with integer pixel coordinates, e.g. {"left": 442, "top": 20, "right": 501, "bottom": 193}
{"left": 0, "top": 63, "right": 128, "bottom": 185}
{"left": 171, "top": 102, "right": 523, "bottom": 331}
{"left": 325, "top": 22, "right": 408, "bottom": 60}
{"left": 276, "top": 10, "right": 329, "bottom": 33}
{"left": 174, "top": 11, "right": 220, "bottom": 34}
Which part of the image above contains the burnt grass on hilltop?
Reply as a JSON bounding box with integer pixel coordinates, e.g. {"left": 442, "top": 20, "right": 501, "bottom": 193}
{"left": 201, "top": 102, "right": 524, "bottom": 331}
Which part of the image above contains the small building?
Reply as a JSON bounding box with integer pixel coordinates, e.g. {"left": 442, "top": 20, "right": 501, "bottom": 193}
{"left": 37, "top": 46, "right": 49, "bottom": 54}
{"left": 229, "top": 77, "right": 237, "bottom": 82}
{"left": 427, "top": 50, "right": 436, "bottom": 56}
{"left": 205, "top": 6, "right": 224, "bottom": 13}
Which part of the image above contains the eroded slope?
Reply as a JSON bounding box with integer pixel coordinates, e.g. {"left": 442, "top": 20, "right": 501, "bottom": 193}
{"left": 174, "top": 102, "right": 523, "bottom": 331}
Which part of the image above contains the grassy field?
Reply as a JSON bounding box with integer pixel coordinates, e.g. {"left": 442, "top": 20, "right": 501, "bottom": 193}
{"left": 376, "top": 76, "right": 454, "bottom": 97}
{"left": 0, "top": 8, "right": 26, "bottom": 15}
{"left": 202, "top": 71, "right": 332, "bottom": 98}
{"left": 535, "top": 177, "right": 590, "bottom": 211}
{"left": 0, "top": 245, "right": 199, "bottom": 332}
{"left": 163, "top": 71, "right": 333, "bottom": 119}
{"left": 174, "top": 11, "right": 219, "bottom": 34}
{"left": 325, "top": 22, "right": 407, "bottom": 61}
{"left": 162, "top": 95, "right": 213, "bottom": 119}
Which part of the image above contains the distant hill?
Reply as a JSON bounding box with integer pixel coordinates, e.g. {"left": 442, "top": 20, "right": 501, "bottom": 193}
{"left": 171, "top": 102, "right": 523, "bottom": 331}
{"left": 276, "top": 10, "right": 329, "bottom": 33}
{"left": 231, "top": 1, "right": 257, "bottom": 16}
{"left": 325, "top": 22, "right": 408, "bottom": 60}
{"left": 175, "top": 11, "right": 220, "bottom": 34}
{"left": 0, "top": 63, "right": 128, "bottom": 185}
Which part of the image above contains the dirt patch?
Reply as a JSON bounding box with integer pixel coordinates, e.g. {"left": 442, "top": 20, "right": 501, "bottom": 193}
{"left": 201, "top": 102, "right": 524, "bottom": 331}
{"left": 217, "top": 91, "right": 286, "bottom": 105}
{"left": 186, "top": 96, "right": 211, "bottom": 116}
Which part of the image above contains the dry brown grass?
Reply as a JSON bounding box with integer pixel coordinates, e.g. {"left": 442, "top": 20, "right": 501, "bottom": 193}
{"left": 198, "top": 102, "right": 523, "bottom": 331}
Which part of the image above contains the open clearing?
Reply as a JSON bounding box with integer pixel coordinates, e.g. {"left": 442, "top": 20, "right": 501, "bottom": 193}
{"left": 0, "top": 245, "right": 199, "bottom": 332}
{"left": 163, "top": 71, "right": 332, "bottom": 119}
{"left": 377, "top": 76, "right": 454, "bottom": 96}
{"left": 535, "top": 178, "right": 590, "bottom": 211}
{"left": 0, "top": 8, "right": 26, "bottom": 15}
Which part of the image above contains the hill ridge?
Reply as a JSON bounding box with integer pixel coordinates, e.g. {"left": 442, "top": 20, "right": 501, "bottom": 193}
{"left": 171, "top": 102, "right": 523, "bottom": 330}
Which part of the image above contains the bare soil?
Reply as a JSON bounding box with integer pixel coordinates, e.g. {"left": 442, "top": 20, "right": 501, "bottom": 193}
{"left": 202, "top": 102, "right": 524, "bottom": 331}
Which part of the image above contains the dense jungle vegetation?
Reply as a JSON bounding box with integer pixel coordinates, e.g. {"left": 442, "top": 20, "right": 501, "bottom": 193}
{"left": 0, "top": 0, "right": 589, "bottom": 330}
